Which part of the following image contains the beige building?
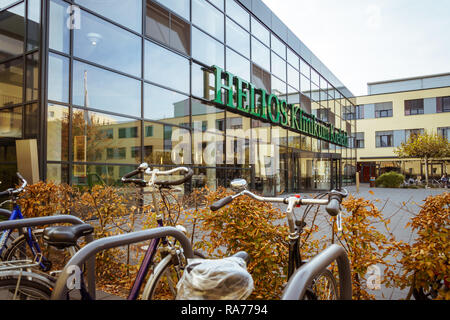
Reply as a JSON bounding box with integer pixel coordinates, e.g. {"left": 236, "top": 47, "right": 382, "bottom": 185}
{"left": 352, "top": 73, "right": 450, "bottom": 182}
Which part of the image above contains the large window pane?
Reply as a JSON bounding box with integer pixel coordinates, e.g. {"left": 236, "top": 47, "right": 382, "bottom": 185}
{"left": 0, "top": 106, "right": 21, "bottom": 138}
{"left": 271, "top": 52, "right": 286, "bottom": 81}
{"left": 192, "top": 98, "right": 225, "bottom": 134}
{"left": 271, "top": 34, "right": 286, "bottom": 59}
{"left": 143, "top": 121, "right": 191, "bottom": 166}
{"left": 287, "top": 64, "right": 299, "bottom": 90}
{"left": 192, "top": 63, "right": 215, "bottom": 100}
{"left": 0, "top": 2, "right": 25, "bottom": 61}
{"left": 311, "top": 69, "right": 319, "bottom": 86}
{"left": 145, "top": 40, "right": 190, "bottom": 94}
{"left": 146, "top": 1, "right": 169, "bottom": 45}
{"left": 47, "top": 163, "right": 69, "bottom": 184}
{"left": 300, "top": 59, "right": 310, "bottom": 77}
{"left": 145, "top": 1, "right": 190, "bottom": 55}
{"left": 72, "top": 164, "right": 137, "bottom": 187}
{"left": 73, "top": 61, "right": 141, "bottom": 117}
{"left": 0, "top": 1, "right": 17, "bottom": 10}
{"left": 27, "top": 0, "right": 40, "bottom": 50}
{"left": 170, "top": 13, "right": 190, "bottom": 55}
{"left": 271, "top": 75, "right": 286, "bottom": 96}
{"left": 251, "top": 63, "right": 270, "bottom": 92}
{"left": 193, "top": 0, "right": 224, "bottom": 41}
{"left": 225, "top": 0, "right": 249, "bottom": 30}
{"left": 47, "top": 104, "right": 69, "bottom": 161}
{"left": 226, "top": 48, "right": 250, "bottom": 82}
{"left": 251, "top": 17, "right": 269, "bottom": 46}
{"left": 26, "top": 52, "right": 39, "bottom": 101}
{"left": 251, "top": 37, "right": 269, "bottom": 71}
{"left": 76, "top": 0, "right": 142, "bottom": 32}
{"left": 226, "top": 17, "right": 249, "bottom": 58}
{"left": 0, "top": 107, "right": 22, "bottom": 138}
{"left": 24, "top": 103, "right": 39, "bottom": 139}
{"left": 49, "top": 0, "right": 69, "bottom": 54}
{"left": 74, "top": 10, "right": 141, "bottom": 77}
{"left": 48, "top": 53, "right": 69, "bottom": 103}
{"left": 287, "top": 48, "right": 299, "bottom": 69}
{"left": 153, "top": 0, "right": 189, "bottom": 21}
{"left": 0, "top": 57, "right": 23, "bottom": 107}
{"left": 192, "top": 27, "right": 224, "bottom": 68}
{"left": 72, "top": 108, "right": 141, "bottom": 164}
{"left": 144, "top": 83, "right": 189, "bottom": 125}
{"left": 208, "top": 0, "right": 224, "bottom": 11}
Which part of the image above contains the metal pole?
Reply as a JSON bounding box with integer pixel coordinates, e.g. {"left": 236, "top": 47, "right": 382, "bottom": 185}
{"left": 281, "top": 244, "right": 352, "bottom": 300}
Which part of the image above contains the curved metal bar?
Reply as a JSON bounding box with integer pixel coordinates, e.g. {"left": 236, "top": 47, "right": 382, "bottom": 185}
{"left": 0, "top": 208, "right": 11, "bottom": 219}
{"left": 0, "top": 215, "right": 85, "bottom": 231}
{"left": 0, "top": 215, "right": 96, "bottom": 298}
{"left": 51, "top": 226, "right": 194, "bottom": 300}
{"left": 281, "top": 244, "right": 352, "bottom": 300}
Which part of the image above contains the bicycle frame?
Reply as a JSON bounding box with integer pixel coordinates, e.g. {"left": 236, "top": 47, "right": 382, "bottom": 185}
{"left": 127, "top": 188, "right": 172, "bottom": 300}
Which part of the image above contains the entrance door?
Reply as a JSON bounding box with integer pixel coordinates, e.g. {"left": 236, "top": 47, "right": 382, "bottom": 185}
{"left": 331, "top": 158, "right": 341, "bottom": 190}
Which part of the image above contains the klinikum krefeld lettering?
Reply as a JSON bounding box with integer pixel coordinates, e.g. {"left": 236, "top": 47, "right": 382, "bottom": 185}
{"left": 211, "top": 65, "right": 349, "bottom": 148}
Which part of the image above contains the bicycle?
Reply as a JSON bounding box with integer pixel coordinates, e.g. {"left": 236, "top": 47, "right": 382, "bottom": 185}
{"left": 120, "top": 163, "right": 205, "bottom": 300}
{"left": 0, "top": 172, "right": 55, "bottom": 272}
{"left": 0, "top": 163, "right": 199, "bottom": 300}
{"left": 0, "top": 214, "right": 95, "bottom": 300}
{"left": 208, "top": 178, "right": 350, "bottom": 300}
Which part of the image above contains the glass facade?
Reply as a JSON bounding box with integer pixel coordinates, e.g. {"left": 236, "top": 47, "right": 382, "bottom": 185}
{"left": 0, "top": 0, "right": 356, "bottom": 193}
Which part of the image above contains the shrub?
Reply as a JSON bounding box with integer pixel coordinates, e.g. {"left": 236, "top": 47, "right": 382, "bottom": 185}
{"left": 375, "top": 171, "right": 405, "bottom": 188}
{"left": 333, "top": 195, "right": 395, "bottom": 300}
{"left": 385, "top": 192, "right": 449, "bottom": 300}
{"left": 187, "top": 186, "right": 322, "bottom": 300}
{"left": 17, "top": 181, "right": 80, "bottom": 218}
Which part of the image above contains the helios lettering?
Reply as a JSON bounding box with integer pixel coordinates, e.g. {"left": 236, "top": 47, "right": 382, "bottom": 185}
{"left": 211, "top": 65, "right": 348, "bottom": 147}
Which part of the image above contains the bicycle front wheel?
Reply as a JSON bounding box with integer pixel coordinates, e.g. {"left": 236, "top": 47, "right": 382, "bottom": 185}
{"left": 0, "top": 277, "right": 52, "bottom": 300}
{"left": 305, "top": 269, "right": 339, "bottom": 300}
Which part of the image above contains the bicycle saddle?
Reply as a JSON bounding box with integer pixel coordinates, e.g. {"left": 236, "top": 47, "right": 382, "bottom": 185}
{"left": 43, "top": 224, "right": 94, "bottom": 249}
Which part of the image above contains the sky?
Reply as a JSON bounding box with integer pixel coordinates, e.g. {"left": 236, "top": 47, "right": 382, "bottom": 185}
{"left": 261, "top": 0, "right": 450, "bottom": 96}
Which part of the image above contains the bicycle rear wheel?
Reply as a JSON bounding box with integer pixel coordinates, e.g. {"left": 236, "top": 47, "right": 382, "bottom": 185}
{"left": 0, "top": 277, "right": 52, "bottom": 300}
{"left": 304, "top": 269, "right": 339, "bottom": 300}
{"left": 4, "top": 230, "right": 72, "bottom": 273}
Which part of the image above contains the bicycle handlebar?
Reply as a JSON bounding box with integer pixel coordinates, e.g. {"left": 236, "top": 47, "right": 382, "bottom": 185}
{"left": 325, "top": 189, "right": 349, "bottom": 216}
{"left": 121, "top": 163, "right": 193, "bottom": 187}
{"left": 151, "top": 167, "right": 194, "bottom": 187}
{"left": 210, "top": 195, "right": 234, "bottom": 211}
{"left": 210, "top": 188, "right": 348, "bottom": 216}
{"left": 0, "top": 172, "right": 27, "bottom": 197}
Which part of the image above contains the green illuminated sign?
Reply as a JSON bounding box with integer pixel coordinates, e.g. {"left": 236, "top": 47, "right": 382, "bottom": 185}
{"left": 211, "top": 65, "right": 349, "bottom": 147}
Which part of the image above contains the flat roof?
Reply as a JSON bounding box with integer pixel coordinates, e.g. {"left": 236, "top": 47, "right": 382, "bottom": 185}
{"left": 367, "top": 72, "right": 450, "bottom": 85}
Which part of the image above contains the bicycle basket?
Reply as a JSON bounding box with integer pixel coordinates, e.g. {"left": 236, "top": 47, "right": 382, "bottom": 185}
{"left": 176, "top": 256, "right": 254, "bottom": 300}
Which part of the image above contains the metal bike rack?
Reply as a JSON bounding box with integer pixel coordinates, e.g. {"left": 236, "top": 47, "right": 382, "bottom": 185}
{"left": 51, "top": 226, "right": 194, "bottom": 300}
{"left": 0, "top": 215, "right": 96, "bottom": 298}
{"left": 281, "top": 244, "right": 353, "bottom": 300}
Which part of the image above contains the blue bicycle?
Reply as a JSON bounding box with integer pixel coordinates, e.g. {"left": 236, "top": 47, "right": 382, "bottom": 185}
{"left": 0, "top": 173, "right": 52, "bottom": 271}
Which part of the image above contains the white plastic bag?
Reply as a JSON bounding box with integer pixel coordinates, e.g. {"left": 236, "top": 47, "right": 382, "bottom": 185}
{"left": 176, "top": 256, "right": 254, "bottom": 300}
